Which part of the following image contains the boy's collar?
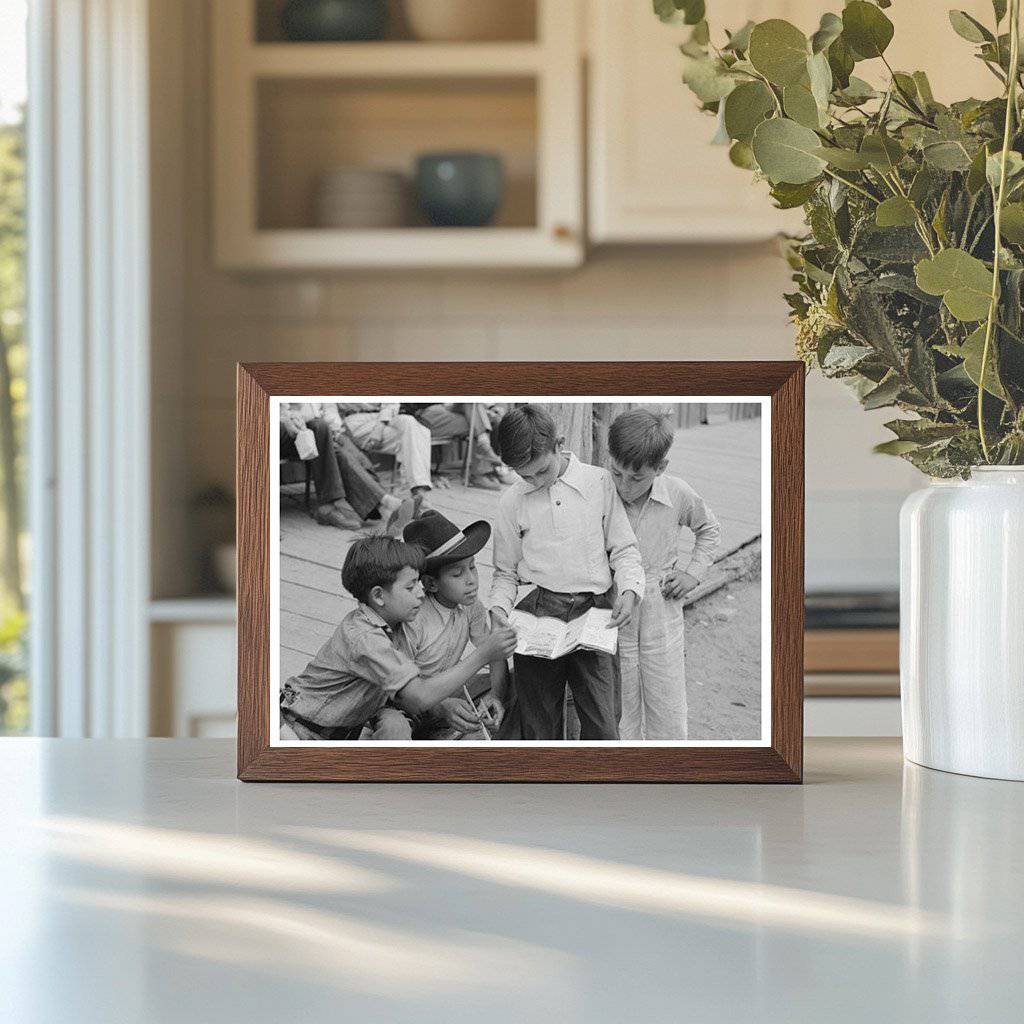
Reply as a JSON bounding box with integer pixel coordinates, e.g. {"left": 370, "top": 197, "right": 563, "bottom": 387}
{"left": 649, "top": 474, "right": 673, "bottom": 506}
{"left": 553, "top": 452, "right": 588, "bottom": 495}
{"left": 425, "top": 593, "right": 458, "bottom": 622}
{"left": 358, "top": 602, "right": 401, "bottom": 633}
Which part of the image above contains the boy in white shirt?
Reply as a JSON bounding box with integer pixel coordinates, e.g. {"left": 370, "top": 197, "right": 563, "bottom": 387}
{"left": 607, "top": 409, "right": 721, "bottom": 740}
{"left": 489, "top": 405, "right": 645, "bottom": 740}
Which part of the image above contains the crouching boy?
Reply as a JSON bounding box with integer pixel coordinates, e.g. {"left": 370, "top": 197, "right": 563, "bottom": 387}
{"left": 402, "top": 510, "right": 511, "bottom": 738}
{"left": 489, "top": 405, "right": 645, "bottom": 740}
{"left": 608, "top": 409, "right": 721, "bottom": 740}
{"left": 280, "top": 536, "right": 517, "bottom": 740}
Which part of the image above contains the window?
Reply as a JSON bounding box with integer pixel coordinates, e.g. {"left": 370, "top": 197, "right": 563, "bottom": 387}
{"left": 0, "top": 0, "right": 28, "bottom": 734}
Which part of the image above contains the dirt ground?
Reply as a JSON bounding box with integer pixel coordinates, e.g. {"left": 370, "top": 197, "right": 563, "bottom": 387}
{"left": 685, "top": 544, "right": 762, "bottom": 741}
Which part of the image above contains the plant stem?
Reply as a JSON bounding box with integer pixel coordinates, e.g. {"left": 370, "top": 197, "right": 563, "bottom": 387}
{"left": 979, "top": 0, "right": 1021, "bottom": 462}
{"left": 821, "top": 167, "right": 879, "bottom": 203}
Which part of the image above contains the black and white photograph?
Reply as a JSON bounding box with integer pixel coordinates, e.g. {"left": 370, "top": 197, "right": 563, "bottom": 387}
{"left": 272, "top": 396, "right": 769, "bottom": 745}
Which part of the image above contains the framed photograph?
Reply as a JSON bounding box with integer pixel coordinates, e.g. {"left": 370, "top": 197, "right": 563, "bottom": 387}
{"left": 237, "top": 362, "right": 803, "bottom": 782}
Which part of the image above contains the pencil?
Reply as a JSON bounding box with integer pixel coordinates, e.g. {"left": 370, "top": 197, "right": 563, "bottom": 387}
{"left": 463, "top": 685, "right": 492, "bottom": 741}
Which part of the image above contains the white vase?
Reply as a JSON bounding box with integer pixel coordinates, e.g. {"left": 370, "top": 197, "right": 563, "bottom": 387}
{"left": 900, "top": 467, "right": 1024, "bottom": 780}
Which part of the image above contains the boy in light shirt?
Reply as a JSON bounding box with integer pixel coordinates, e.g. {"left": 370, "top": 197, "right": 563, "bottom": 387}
{"left": 607, "top": 409, "right": 721, "bottom": 740}
{"left": 489, "top": 405, "right": 645, "bottom": 740}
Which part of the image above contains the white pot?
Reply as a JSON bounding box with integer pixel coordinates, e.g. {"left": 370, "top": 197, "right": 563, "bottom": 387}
{"left": 900, "top": 467, "right": 1024, "bottom": 780}
{"left": 403, "top": 0, "right": 534, "bottom": 42}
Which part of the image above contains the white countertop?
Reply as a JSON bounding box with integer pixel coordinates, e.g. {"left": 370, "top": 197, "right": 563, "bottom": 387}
{"left": 1, "top": 738, "right": 1021, "bottom": 1023}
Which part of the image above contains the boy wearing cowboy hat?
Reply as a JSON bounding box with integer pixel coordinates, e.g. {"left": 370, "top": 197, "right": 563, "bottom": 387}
{"left": 403, "top": 511, "right": 511, "bottom": 738}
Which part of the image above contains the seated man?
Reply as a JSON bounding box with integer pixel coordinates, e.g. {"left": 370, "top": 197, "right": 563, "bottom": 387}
{"left": 406, "top": 403, "right": 511, "bottom": 491}
{"left": 280, "top": 404, "right": 361, "bottom": 530}
{"left": 335, "top": 403, "right": 432, "bottom": 507}
{"left": 281, "top": 403, "right": 402, "bottom": 530}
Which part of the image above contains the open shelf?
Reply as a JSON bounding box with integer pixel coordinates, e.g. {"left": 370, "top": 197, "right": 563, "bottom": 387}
{"left": 249, "top": 42, "right": 544, "bottom": 77}
{"left": 257, "top": 76, "right": 537, "bottom": 232}
{"left": 213, "top": 0, "right": 581, "bottom": 268}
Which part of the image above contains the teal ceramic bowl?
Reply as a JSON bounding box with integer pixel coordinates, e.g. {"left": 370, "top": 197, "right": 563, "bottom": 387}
{"left": 280, "top": 0, "right": 387, "bottom": 42}
{"left": 415, "top": 152, "right": 505, "bottom": 227}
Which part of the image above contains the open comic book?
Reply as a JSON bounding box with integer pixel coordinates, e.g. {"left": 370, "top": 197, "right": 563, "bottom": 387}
{"left": 507, "top": 607, "right": 618, "bottom": 660}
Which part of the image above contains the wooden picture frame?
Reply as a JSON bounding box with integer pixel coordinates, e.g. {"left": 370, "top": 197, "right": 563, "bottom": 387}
{"left": 237, "top": 362, "right": 804, "bottom": 782}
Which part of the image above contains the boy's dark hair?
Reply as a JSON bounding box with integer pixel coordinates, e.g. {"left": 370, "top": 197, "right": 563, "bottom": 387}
{"left": 341, "top": 536, "right": 424, "bottom": 604}
{"left": 493, "top": 404, "right": 558, "bottom": 469}
{"left": 608, "top": 409, "right": 674, "bottom": 470}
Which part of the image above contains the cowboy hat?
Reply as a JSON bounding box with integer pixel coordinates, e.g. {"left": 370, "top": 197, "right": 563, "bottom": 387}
{"left": 403, "top": 509, "right": 490, "bottom": 572}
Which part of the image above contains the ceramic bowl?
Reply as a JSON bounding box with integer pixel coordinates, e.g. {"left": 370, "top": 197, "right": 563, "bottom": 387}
{"left": 281, "top": 0, "right": 388, "bottom": 42}
{"left": 403, "top": 0, "right": 534, "bottom": 42}
{"left": 415, "top": 152, "right": 504, "bottom": 227}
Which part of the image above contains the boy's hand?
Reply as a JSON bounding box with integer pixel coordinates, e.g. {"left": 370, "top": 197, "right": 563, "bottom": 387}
{"left": 480, "top": 694, "right": 505, "bottom": 730}
{"left": 662, "top": 570, "right": 699, "bottom": 601}
{"left": 480, "top": 626, "right": 518, "bottom": 662}
{"left": 608, "top": 590, "right": 638, "bottom": 629}
{"left": 438, "top": 697, "right": 481, "bottom": 734}
{"left": 489, "top": 607, "right": 510, "bottom": 629}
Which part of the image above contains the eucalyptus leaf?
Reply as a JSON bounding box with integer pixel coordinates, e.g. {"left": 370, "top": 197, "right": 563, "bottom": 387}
{"left": 752, "top": 117, "right": 827, "bottom": 184}
{"left": 875, "top": 196, "right": 918, "bottom": 228}
{"left": 827, "top": 35, "right": 855, "bottom": 89}
{"left": 999, "top": 202, "right": 1024, "bottom": 242}
{"left": 909, "top": 165, "right": 936, "bottom": 205}
{"left": 724, "top": 81, "right": 775, "bottom": 143}
{"left": 912, "top": 71, "right": 935, "bottom": 105}
{"left": 884, "top": 418, "right": 963, "bottom": 443}
{"left": 770, "top": 179, "right": 821, "bottom": 209}
{"left": 729, "top": 140, "right": 758, "bottom": 169}
{"left": 836, "top": 76, "right": 878, "bottom": 105}
{"left": 874, "top": 438, "right": 921, "bottom": 455}
{"left": 986, "top": 150, "right": 1024, "bottom": 190}
{"left": 862, "top": 374, "right": 902, "bottom": 409}
{"left": 993, "top": 0, "right": 1008, "bottom": 24}
{"left": 724, "top": 20, "right": 755, "bottom": 53}
{"left": 967, "top": 142, "right": 993, "bottom": 193}
{"left": 748, "top": 19, "right": 810, "bottom": 87}
{"left": 783, "top": 83, "right": 823, "bottom": 129}
{"left": 810, "top": 12, "right": 843, "bottom": 54}
{"left": 814, "top": 145, "right": 872, "bottom": 170}
{"left": 959, "top": 324, "right": 1007, "bottom": 398}
{"left": 653, "top": 0, "right": 705, "bottom": 25}
{"left": 923, "top": 141, "right": 973, "bottom": 171}
{"left": 860, "top": 133, "right": 905, "bottom": 172}
{"left": 842, "top": 1, "right": 894, "bottom": 60}
{"left": 948, "top": 10, "right": 993, "bottom": 44}
{"left": 682, "top": 55, "right": 737, "bottom": 103}
{"left": 915, "top": 248, "right": 994, "bottom": 321}
{"left": 807, "top": 51, "right": 833, "bottom": 111}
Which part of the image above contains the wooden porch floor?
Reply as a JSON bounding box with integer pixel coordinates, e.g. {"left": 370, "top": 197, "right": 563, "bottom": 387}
{"left": 279, "top": 418, "right": 762, "bottom": 680}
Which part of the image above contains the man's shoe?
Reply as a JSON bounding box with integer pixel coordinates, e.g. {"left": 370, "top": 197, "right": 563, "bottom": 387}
{"left": 315, "top": 503, "right": 362, "bottom": 530}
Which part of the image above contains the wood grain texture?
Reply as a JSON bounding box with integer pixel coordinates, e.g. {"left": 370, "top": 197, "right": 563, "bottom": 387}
{"left": 237, "top": 361, "right": 805, "bottom": 783}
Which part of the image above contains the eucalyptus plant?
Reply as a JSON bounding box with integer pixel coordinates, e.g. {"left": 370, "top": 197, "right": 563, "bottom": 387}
{"left": 659, "top": 0, "right": 1024, "bottom": 475}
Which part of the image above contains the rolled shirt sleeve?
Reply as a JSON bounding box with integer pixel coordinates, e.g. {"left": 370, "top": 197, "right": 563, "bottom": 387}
{"left": 489, "top": 491, "right": 523, "bottom": 617}
{"left": 603, "top": 473, "right": 646, "bottom": 600}
{"left": 467, "top": 600, "right": 492, "bottom": 648}
{"left": 676, "top": 484, "right": 722, "bottom": 581}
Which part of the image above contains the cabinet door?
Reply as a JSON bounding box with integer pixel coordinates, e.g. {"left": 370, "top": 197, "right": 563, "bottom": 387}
{"left": 588, "top": 1, "right": 1002, "bottom": 245}
{"left": 589, "top": 1, "right": 814, "bottom": 243}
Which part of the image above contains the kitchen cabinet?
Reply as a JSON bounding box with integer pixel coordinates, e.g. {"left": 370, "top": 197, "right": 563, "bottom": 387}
{"left": 587, "top": 0, "right": 999, "bottom": 244}
{"left": 211, "top": 0, "right": 583, "bottom": 269}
